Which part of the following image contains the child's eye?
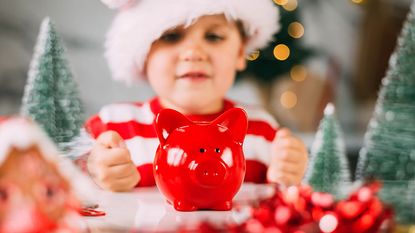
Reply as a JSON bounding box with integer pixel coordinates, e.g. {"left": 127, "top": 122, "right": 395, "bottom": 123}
{"left": 205, "top": 33, "right": 224, "bottom": 42}
{"left": 160, "top": 32, "right": 182, "bottom": 43}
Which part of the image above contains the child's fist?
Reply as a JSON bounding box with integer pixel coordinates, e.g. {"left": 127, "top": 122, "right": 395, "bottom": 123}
{"left": 267, "top": 128, "right": 308, "bottom": 186}
{"left": 87, "top": 131, "right": 140, "bottom": 192}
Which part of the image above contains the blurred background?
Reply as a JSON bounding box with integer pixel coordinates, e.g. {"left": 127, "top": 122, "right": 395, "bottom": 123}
{"left": 0, "top": 0, "right": 412, "bottom": 174}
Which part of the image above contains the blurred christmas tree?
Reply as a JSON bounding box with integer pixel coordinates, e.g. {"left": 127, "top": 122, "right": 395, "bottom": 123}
{"left": 379, "top": 180, "right": 415, "bottom": 224}
{"left": 21, "top": 18, "right": 84, "bottom": 148}
{"left": 238, "top": 0, "right": 313, "bottom": 110}
{"left": 355, "top": 0, "right": 415, "bottom": 181}
{"left": 305, "top": 103, "right": 350, "bottom": 195}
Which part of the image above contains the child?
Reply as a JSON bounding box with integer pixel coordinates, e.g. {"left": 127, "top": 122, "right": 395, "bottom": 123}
{"left": 84, "top": 0, "right": 308, "bottom": 192}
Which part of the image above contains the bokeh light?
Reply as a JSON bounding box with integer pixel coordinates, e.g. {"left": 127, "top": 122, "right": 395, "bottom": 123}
{"left": 319, "top": 214, "right": 338, "bottom": 233}
{"left": 273, "top": 44, "right": 290, "bottom": 61}
{"left": 351, "top": 0, "right": 365, "bottom": 4}
{"left": 290, "top": 65, "right": 307, "bottom": 82}
{"left": 283, "top": 0, "right": 298, "bottom": 11}
{"left": 280, "top": 91, "right": 297, "bottom": 109}
{"left": 247, "top": 50, "right": 260, "bottom": 61}
{"left": 407, "top": 225, "right": 415, "bottom": 233}
{"left": 288, "top": 22, "right": 304, "bottom": 39}
{"left": 273, "top": 0, "right": 289, "bottom": 6}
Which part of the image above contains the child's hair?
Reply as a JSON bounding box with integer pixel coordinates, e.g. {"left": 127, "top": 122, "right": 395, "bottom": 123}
{"left": 101, "top": 0, "right": 280, "bottom": 84}
{"left": 236, "top": 21, "right": 248, "bottom": 42}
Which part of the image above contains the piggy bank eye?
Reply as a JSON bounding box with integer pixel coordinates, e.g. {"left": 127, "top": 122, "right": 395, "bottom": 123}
{"left": 199, "top": 148, "right": 206, "bottom": 153}
{"left": 215, "top": 148, "right": 221, "bottom": 153}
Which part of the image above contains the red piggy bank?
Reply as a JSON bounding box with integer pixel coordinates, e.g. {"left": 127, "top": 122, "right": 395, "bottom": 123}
{"left": 153, "top": 108, "right": 248, "bottom": 211}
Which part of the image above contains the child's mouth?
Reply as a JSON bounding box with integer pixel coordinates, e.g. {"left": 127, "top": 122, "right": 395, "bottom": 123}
{"left": 179, "top": 72, "right": 209, "bottom": 80}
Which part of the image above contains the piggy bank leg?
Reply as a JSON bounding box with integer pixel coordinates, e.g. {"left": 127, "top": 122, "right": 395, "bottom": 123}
{"left": 211, "top": 201, "right": 232, "bottom": 211}
{"left": 173, "top": 200, "right": 198, "bottom": 211}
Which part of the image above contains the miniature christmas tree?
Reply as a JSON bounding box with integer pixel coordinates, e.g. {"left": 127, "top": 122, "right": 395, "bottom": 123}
{"left": 379, "top": 180, "right": 415, "bottom": 224}
{"left": 355, "top": 0, "right": 415, "bottom": 181}
{"left": 21, "top": 18, "right": 84, "bottom": 148}
{"left": 305, "top": 103, "right": 350, "bottom": 194}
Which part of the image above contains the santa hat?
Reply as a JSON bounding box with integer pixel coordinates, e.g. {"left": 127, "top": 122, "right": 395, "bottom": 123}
{"left": 101, "top": 0, "right": 280, "bottom": 84}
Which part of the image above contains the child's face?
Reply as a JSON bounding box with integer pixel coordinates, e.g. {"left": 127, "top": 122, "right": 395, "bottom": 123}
{"left": 144, "top": 14, "right": 246, "bottom": 114}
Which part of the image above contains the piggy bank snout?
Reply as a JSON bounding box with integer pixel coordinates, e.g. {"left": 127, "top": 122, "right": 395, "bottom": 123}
{"left": 192, "top": 159, "right": 227, "bottom": 187}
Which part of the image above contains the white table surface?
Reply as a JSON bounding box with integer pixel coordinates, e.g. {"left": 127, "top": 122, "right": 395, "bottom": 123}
{"left": 83, "top": 183, "right": 276, "bottom": 232}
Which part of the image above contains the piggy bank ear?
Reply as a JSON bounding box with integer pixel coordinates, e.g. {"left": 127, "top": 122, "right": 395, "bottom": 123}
{"left": 212, "top": 108, "right": 248, "bottom": 144}
{"left": 155, "top": 109, "right": 192, "bottom": 145}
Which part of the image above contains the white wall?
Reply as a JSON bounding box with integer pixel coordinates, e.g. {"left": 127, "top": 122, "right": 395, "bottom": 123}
{"left": 0, "top": 0, "right": 150, "bottom": 116}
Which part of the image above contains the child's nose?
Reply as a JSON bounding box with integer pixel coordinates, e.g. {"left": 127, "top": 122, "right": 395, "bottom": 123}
{"left": 179, "top": 43, "right": 208, "bottom": 62}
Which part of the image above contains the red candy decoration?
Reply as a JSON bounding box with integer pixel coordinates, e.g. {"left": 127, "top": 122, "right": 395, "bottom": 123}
{"left": 336, "top": 200, "right": 364, "bottom": 219}
{"left": 177, "top": 181, "right": 395, "bottom": 233}
{"left": 333, "top": 181, "right": 394, "bottom": 233}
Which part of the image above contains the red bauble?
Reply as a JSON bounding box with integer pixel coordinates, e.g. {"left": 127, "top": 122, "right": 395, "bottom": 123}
{"left": 336, "top": 200, "right": 364, "bottom": 219}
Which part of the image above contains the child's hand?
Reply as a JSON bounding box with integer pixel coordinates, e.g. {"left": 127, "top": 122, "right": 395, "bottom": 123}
{"left": 267, "top": 128, "right": 308, "bottom": 186}
{"left": 87, "top": 131, "right": 140, "bottom": 192}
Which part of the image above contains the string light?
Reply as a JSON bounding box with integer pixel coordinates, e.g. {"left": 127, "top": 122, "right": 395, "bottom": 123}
{"left": 351, "top": 0, "right": 364, "bottom": 3}
{"left": 288, "top": 22, "right": 304, "bottom": 39}
{"left": 273, "top": 44, "right": 290, "bottom": 61}
{"left": 283, "top": 0, "right": 298, "bottom": 11}
{"left": 280, "top": 91, "right": 297, "bottom": 109}
{"left": 273, "top": 0, "right": 288, "bottom": 6}
{"left": 247, "top": 50, "right": 260, "bottom": 61}
{"left": 290, "top": 65, "right": 307, "bottom": 82}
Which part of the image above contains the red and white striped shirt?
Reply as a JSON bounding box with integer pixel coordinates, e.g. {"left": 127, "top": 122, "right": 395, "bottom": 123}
{"left": 85, "top": 97, "right": 278, "bottom": 186}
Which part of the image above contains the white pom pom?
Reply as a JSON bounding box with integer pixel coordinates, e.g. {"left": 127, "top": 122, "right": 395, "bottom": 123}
{"left": 100, "top": 0, "right": 135, "bottom": 9}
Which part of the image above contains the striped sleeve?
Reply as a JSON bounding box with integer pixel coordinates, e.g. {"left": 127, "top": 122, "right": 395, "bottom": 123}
{"left": 85, "top": 102, "right": 157, "bottom": 140}
{"left": 237, "top": 104, "right": 279, "bottom": 183}
{"left": 84, "top": 102, "right": 158, "bottom": 187}
{"left": 85, "top": 115, "right": 107, "bottom": 139}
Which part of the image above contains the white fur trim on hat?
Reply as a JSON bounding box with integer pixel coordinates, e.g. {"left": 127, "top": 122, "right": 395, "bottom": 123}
{"left": 105, "top": 0, "right": 280, "bottom": 84}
